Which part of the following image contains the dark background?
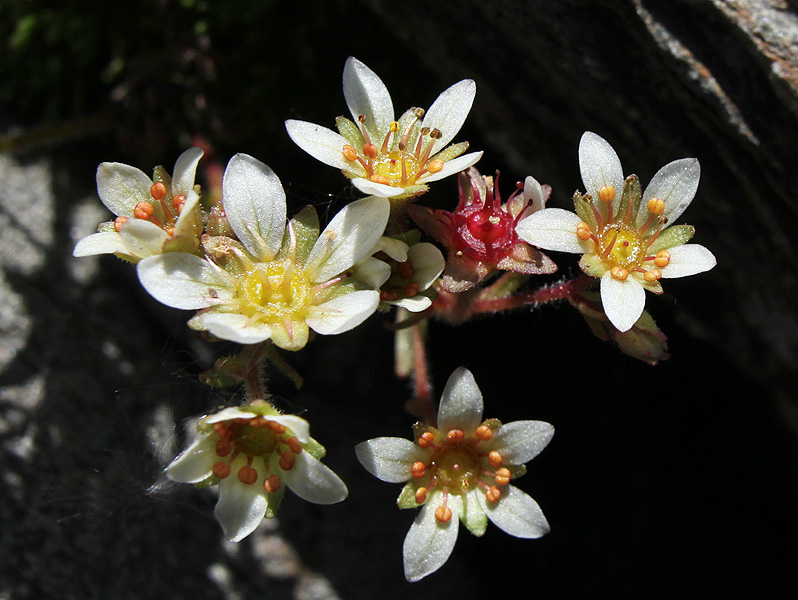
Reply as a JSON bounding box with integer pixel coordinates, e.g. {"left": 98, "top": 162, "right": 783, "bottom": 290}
{"left": 1, "top": 1, "right": 796, "bottom": 598}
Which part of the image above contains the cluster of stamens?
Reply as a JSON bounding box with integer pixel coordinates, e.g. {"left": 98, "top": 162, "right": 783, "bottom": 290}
{"left": 576, "top": 185, "right": 672, "bottom": 282}
{"left": 378, "top": 256, "right": 420, "bottom": 302}
{"left": 411, "top": 422, "right": 510, "bottom": 523}
{"left": 341, "top": 110, "right": 445, "bottom": 187}
{"left": 209, "top": 416, "right": 304, "bottom": 494}
{"left": 114, "top": 182, "right": 187, "bottom": 236}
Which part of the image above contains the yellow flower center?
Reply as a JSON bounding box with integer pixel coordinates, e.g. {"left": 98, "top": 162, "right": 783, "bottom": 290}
{"left": 597, "top": 223, "right": 645, "bottom": 269}
{"left": 237, "top": 259, "right": 312, "bottom": 325}
{"left": 429, "top": 445, "right": 481, "bottom": 494}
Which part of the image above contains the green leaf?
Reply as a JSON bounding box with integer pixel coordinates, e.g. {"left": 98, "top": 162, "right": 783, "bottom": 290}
{"left": 461, "top": 491, "right": 487, "bottom": 537}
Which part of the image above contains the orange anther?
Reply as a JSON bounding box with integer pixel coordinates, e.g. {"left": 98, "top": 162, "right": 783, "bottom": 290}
{"left": 172, "top": 194, "right": 186, "bottom": 213}
{"left": 415, "top": 487, "right": 428, "bottom": 504}
{"left": 647, "top": 197, "right": 665, "bottom": 215}
{"left": 644, "top": 269, "right": 662, "bottom": 282}
{"left": 134, "top": 202, "right": 155, "bottom": 219}
{"left": 264, "top": 474, "right": 282, "bottom": 493}
{"left": 362, "top": 143, "right": 378, "bottom": 159}
{"left": 475, "top": 425, "right": 493, "bottom": 441}
{"left": 486, "top": 486, "right": 502, "bottom": 503}
{"left": 411, "top": 461, "right": 426, "bottom": 479}
{"left": 279, "top": 451, "right": 295, "bottom": 471}
{"left": 212, "top": 461, "right": 231, "bottom": 479}
{"left": 215, "top": 438, "right": 232, "bottom": 457}
{"left": 249, "top": 417, "right": 268, "bottom": 427}
{"left": 447, "top": 429, "right": 465, "bottom": 443}
{"left": 380, "top": 290, "right": 400, "bottom": 301}
{"left": 418, "top": 431, "right": 435, "bottom": 449}
{"left": 268, "top": 421, "right": 287, "bottom": 434}
{"left": 488, "top": 450, "right": 503, "bottom": 468}
{"left": 371, "top": 175, "right": 391, "bottom": 185}
{"left": 397, "top": 261, "right": 414, "bottom": 279}
{"left": 403, "top": 282, "right": 419, "bottom": 298}
{"left": 286, "top": 436, "right": 303, "bottom": 455}
{"left": 599, "top": 185, "right": 616, "bottom": 203}
{"left": 654, "top": 250, "right": 671, "bottom": 268}
{"left": 342, "top": 144, "right": 358, "bottom": 161}
{"left": 238, "top": 465, "right": 258, "bottom": 485}
{"left": 426, "top": 159, "right": 444, "bottom": 174}
{"left": 495, "top": 467, "right": 511, "bottom": 486}
{"left": 113, "top": 216, "right": 129, "bottom": 232}
{"left": 576, "top": 222, "right": 592, "bottom": 241}
{"left": 150, "top": 182, "right": 167, "bottom": 200}
{"left": 213, "top": 423, "right": 230, "bottom": 437}
{"left": 610, "top": 265, "right": 630, "bottom": 281}
{"left": 435, "top": 505, "right": 452, "bottom": 523}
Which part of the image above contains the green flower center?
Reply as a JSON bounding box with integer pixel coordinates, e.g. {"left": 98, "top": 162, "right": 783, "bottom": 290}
{"left": 429, "top": 444, "right": 481, "bottom": 494}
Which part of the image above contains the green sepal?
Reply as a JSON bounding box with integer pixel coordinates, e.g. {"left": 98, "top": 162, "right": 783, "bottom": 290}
{"left": 617, "top": 175, "right": 641, "bottom": 222}
{"left": 163, "top": 232, "right": 200, "bottom": 255}
{"left": 152, "top": 165, "right": 172, "bottom": 190}
{"left": 194, "top": 475, "right": 219, "bottom": 489}
{"left": 397, "top": 482, "right": 420, "bottom": 509}
{"left": 462, "top": 490, "right": 487, "bottom": 537}
{"left": 263, "top": 485, "right": 285, "bottom": 519}
{"left": 481, "top": 418, "right": 502, "bottom": 432}
{"left": 97, "top": 220, "right": 115, "bottom": 233}
{"left": 579, "top": 253, "right": 606, "bottom": 278}
{"left": 287, "top": 205, "right": 320, "bottom": 267}
{"left": 433, "top": 141, "right": 469, "bottom": 162}
{"left": 303, "top": 436, "right": 326, "bottom": 460}
{"left": 647, "top": 224, "right": 695, "bottom": 253}
{"left": 574, "top": 191, "right": 597, "bottom": 230}
{"left": 335, "top": 116, "right": 363, "bottom": 148}
{"left": 507, "top": 464, "right": 527, "bottom": 480}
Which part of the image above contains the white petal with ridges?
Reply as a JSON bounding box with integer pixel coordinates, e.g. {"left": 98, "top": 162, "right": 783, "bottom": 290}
{"left": 373, "top": 236, "right": 409, "bottom": 262}
{"left": 222, "top": 154, "right": 286, "bottom": 261}
{"left": 119, "top": 218, "right": 168, "bottom": 258}
{"left": 352, "top": 256, "right": 391, "bottom": 288}
{"left": 343, "top": 57, "right": 394, "bottom": 140}
{"left": 306, "top": 196, "right": 390, "bottom": 282}
{"left": 350, "top": 177, "right": 403, "bottom": 197}
{"left": 638, "top": 158, "right": 700, "bottom": 228}
{"left": 306, "top": 290, "right": 379, "bottom": 335}
{"left": 267, "top": 415, "right": 311, "bottom": 444}
{"left": 524, "top": 175, "right": 546, "bottom": 213}
{"left": 96, "top": 162, "right": 152, "bottom": 217}
{"left": 165, "top": 435, "right": 215, "bottom": 483}
{"left": 408, "top": 243, "right": 445, "bottom": 289}
{"left": 659, "top": 244, "right": 716, "bottom": 278}
{"left": 600, "top": 272, "right": 646, "bottom": 332}
{"left": 72, "top": 232, "right": 128, "bottom": 257}
{"left": 422, "top": 79, "right": 476, "bottom": 153}
{"left": 204, "top": 407, "right": 259, "bottom": 424}
{"left": 281, "top": 451, "right": 348, "bottom": 505}
{"left": 137, "top": 253, "right": 233, "bottom": 310}
{"left": 172, "top": 147, "right": 204, "bottom": 197}
{"left": 579, "top": 132, "right": 624, "bottom": 210}
{"left": 393, "top": 295, "right": 433, "bottom": 312}
{"left": 403, "top": 491, "right": 462, "bottom": 582}
{"left": 355, "top": 437, "right": 427, "bottom": 483}
{"left": 215, "top": 478, "right": 268, "bottom": 542}
{"left": 438, "top": 367, "right": 484, "bottom": 434}
{"left": 285, "top": 120, "right": 355, "bottom": 172}
{"left": 202, "top": 313, "right": 273, "bottom": 345}
{"left": 421, "top": 151, "right": 483, "bottom": 184}
{"left": 477, "top": 485, "right": 550, "bottom": 539}
{"left": 491, "top": 421, "right": 554, "bottom": 465}
{"left": 516, "top": 208, "right": 588, "bottom": 254}
{"left": 173, "top": 190, "right": 202, "bottom": 239}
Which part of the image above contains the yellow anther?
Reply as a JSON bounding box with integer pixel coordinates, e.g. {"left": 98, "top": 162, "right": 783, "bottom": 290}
{"left": 644, "top": 269, "right": 662, "bottom": 282}
{"left": 485, "top": 486, "right": 502, "bottom": 503}
{"left": 599, "top": 185, "right": 616, "bottom": 203}
{"left": 654, "top": 249, "right": 671, "bottom": 268}
{"left": 475, "top": 425, "right": 493, "bottom": 441}
{"left": 418, "top": 431, "right": 435, "bottom": 449}
{"left": 435, "top": 504, "right": 452, "bottom": 523}
{"left": 495, "top": 468, "right": 511, "bottom": 486}
{"left": 426, "top": 159, "right": 444, "bottom": 174}
{"left": 279, "top": 451, "right": 296, "bottom": 471}
{"left": 342, "top": 144, "right": 358, "bottom": 161}
{"left": 238, "top": 465, "right": 258, "bottom": 485}
{"left": 389, "top": 121, "right": 399, "bottom": 132}
{"left": 488, "top": 450, "right": 503, "bottom": 468}
{"left": 411, "top": 461, "right": 427, "bottom": 479}
{"left": 150, "top": 182, "right": 167, "bottom": 200}
{"left": 362, "top": 143, "right": 378, "bottom": 159}
{"left": 576, "top": 221, "right": 592, "bottom": 241}
{"left": 415, "top": 487, "right": 428, "bottom": 504}
{"left": 447, "top": 429, "right": 465, "bottom": 443}
{"left": 264, "top": 474, "right": 282, "bottom": 493}
{"left": 212, "top": 461, "right": 231, "bottom": 479}
{"left": 610, "top": 265, "right": 630, "bottom": 281}
{"left": 647, "top": 197, "right": 665, "bottom": 215}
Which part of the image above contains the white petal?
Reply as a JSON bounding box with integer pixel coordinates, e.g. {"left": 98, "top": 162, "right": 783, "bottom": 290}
{"left": 267, "top": 415, "right": 311, "bottom": 444}
{"left": 343, "top": 57, "right": 394, "bottom": 139}
{"left": 285, "top": 120, "right": 355, "bottom": 171}
{"left": 659, "top": 244, "right": 716, "bottom": 278}
{"left": 579, "top": 132, "right": 624, "bottom": 208}
{"left": 222, "top": 154, "right": 286, "bottom": 261}
{"left": 392, "top": 295, "right": 432, "bottom": 312}
{"left": 119, "top": 218, "right": 168, "bottom": 258}
{"left": 306, "top": 290, "right": 379, "bottom": 335}
{"left": 437, "top": 367, "right": 483, "bottom": 434}
{"left": 306, "top": 196, "right": 390, "bottom": 282}
{"left": 355, "top": 437, "right": 427, "bottom": 483}
{"left": 165, "top": 435, "right": 215, "bottom": 483}
{"left": 215, "top": 478, "right": 268, "bottom": 542}
{"left": 72, "top": 232, "right": 128, "bottom": 257}
{"left": 171, "top": 147, "right": 204, "bottom": 197}
{"left": 203, "top": 313, "right": 273, "bottom": 344}
{"left": 408, "top": 243, "right": 445, "bottom": 289}
{"left": 422, "top": 79, "right": 476, "bottom": 153}
{"left": 515, "top": 208, "right": 588, "bottom": 254}
{"left": 172, "top": 190, "right": 202, "bottom": 239}
{"left": 352, "top": 256, "right": 391, "bottom": 288}
{"left": 350, "top": 177, "right": 403, "bottom": 197}
{"left": 96, "top": 162, "right": 152, "bottom": 217}
{"left": 420, "top": 151, "right": 483, "bottom": 184}
{"left": 137, "top": 254, "right": 233, "bottom": 310}
{"left": 404, "top": 492, "right": 462, "bottom": 582}
{"left": 491, "top": 421, "right": 554, "bottom": 465}
{"left": 281, "top": 451, "right": 348, "bottom": 505}
{"left": 373, "top": 236, "right": 409, "bottom": 262}
{"left": 524, "top": 175, "right": 546, "bottom": 213}
{"left": 204, "top": 407, "right": 259, "bottom": 424}
{"left": 477, "top": 485, "right": 549, "bottom": 539}
{"left": 600, "top": 272, "right": 645, "bottom": 332}
{"left": 638, "top": 158, "right": 700, "bottom": 228}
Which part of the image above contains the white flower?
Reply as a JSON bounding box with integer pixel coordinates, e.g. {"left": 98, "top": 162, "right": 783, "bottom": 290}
{"left": 137, "top": 154, "right": 390, "bottom": 350}
{"left": 73, "top": 148, "right": 204, "bottom": 262}
{"left": 355, "top": 367, "right": 553, "bottom": 582}
{"left": 516, "top": 132, "right": 716, "bottom": 332}
{"left": 285, "top": 57, "right": 482, "bottom": 200}
{"left": 167, "top": 402, "right": 348, "bottom": 542}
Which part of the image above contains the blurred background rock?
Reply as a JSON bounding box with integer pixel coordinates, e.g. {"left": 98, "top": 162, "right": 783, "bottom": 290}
{"left": 1, "top": 1, "right": 796, "bottom": 598}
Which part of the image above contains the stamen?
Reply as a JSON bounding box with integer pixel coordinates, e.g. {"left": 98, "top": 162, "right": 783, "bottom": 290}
{"left": 382, "top": 121, "right": 398, "bottom": 152}
{"left": 610, "top": 266, "right": 630, "bottom": 281}
{"left": 576, "top": 221, "right": 592, "bottom": 241}
{"left": 494, "top": 467, "right": 511, "bottom": 486}
{"left": 447, "top": 429, "right": 465, "bottom": 443}
{"left": 645, "top": 216, "right": 668, "bottom": 248}
{"left": 485, "top": 486, "right": 502, "bottom": 503}
{"left": 150, "top": 182, "right": 167, "bottom": 200}
{"left": 212, "top": 461, "right": 231, "bottom": 479}
{"left": 412, "top": 461, "right": 427, "bottom": 479}
{"left": 264, "top": 474, "right": 281, "bottom": 493}
{"left": 415, "top": 126, "right": 430, "bottom": 156}
{"left": 418, "top": 431, "right": 435, "bottom": 449}
{"left": 134, "top": 202, "right": 155, "bottom": 220}
{"left": 403, "top": 282, "right": 419, "bottom": 298}
{"left": 215, "top": 438, "right": 232, "bottom": 457}
{"left": 475, "top": 425, "right": 493, "bottom": 441}
{"left": 238, "top": 465, "right": 258, "bottom": 485}
{"left": 342, "top": 144, "right": 359, "bottom": 162}
{"left": 362, "top": 143, "right": 378, "bottom": 159}
{"left": 425, "top": 159, "right": 443, "bottom": 174}
{"left": 602, "top": 230, "right": 620, "bottom": 258}
{"left": 598, "top": 185, "right": 616, "bottom": 203}
{"left": 647, "top": 197, "right": 665, "bottom": 216}
{"left": 415, "top": 487, "right": 428, "bottom": 504}
{"left": 172, "top": 194, "right": 186, "bottom": 215}
{"left": 643, "top": 269, "right": 662, "bottom": 282}
{"left": 268, "top": 421, "right": 287, "bottom": 434}
{"left": 214, "top": 423, "right": 230, "bottom": 437}
{"left": 487, "top": 450, "right": 503, "bottom": 468}
{"left": 380, "top": 290, "right": 400, "bottom": 301}
{"left": 400, "top": 108, "right": 424, "bottom": 150}
{"left": 279, "top": 451, "right": 296, "bottom": 471}
{"left": 435, "top": 493, "right": 452, "bottom": 523}
{"left": 113, "top": 216, "right": 129, "bottom": 232}
{"left": 585, "top": 195, "right": 606, "bottom": 230}
{"left": 397, "top": 261, "right": 414, "bottom": 279}
{"left": 654, "top": 249, "right": 671, "bottom": 268}
{"left": 286, "top": 436, "right": 303, "bottom": 454}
